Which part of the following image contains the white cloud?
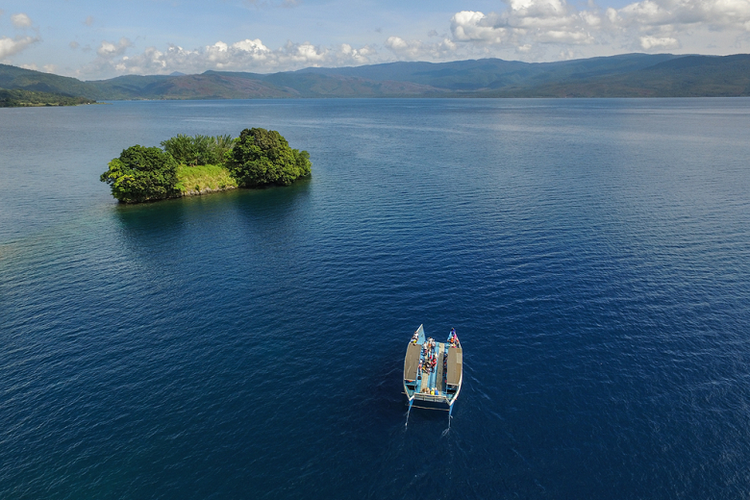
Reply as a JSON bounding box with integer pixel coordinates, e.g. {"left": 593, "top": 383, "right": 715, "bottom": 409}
{"left": 604, "top": 0, "right": 750, "bottom": 53}
{"left": 580, "top": 11, "right": 602, "bottom": 26}
{"left": 617, "top": 0, "right": 750, "bottom": 29}
{"left": 233, "top": 38, "right": 270, "bottom": 54}
{"left": 640, "top": 35, "right": 680, "bottom": 49}
{"left": 97, "top": 38, "right": 132, "bottom": 58}
{"left": 86, "top": 38, "right": 381, "bottom": 77}
{"left": 538, "top": 30, "right": 593, "bottom": 43}
{"left": 11, "top": 13, "right": 32, "bottom": 28}
{"left": 449, "top": 6, "right": 595, "bottom": 54}
{"left": 459, "top": 6, "right": 587, "bottom": 40}
{"left": 443, "top": 0, "right": 750, "bottom": 59}
{"left": 451, "top": 11, "right": 507, "bottom": 44}
{"left": 510, "top": 0, "right": 568, "bottom": 18}
{"left": 606, "top": 7, "right": 619, "bottom": 23}
{"left": 385, "top": 36, "right": 457, "bottom": 60}
{"left": 20, "top": 63, "right": 56, "bottom": 74}
{"left": 0, "top": 35, "right": 38, "bottom": 59}
{"left": 284, "top": 41, "right": 327, "bottom": 63}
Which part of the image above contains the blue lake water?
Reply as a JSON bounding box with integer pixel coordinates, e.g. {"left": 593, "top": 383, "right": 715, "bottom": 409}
{"left": 1, "top": 98, "right": 750, "bottom": 499}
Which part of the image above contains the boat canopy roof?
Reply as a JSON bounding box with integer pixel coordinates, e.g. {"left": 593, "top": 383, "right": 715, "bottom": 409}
{"left": 404, "top": 343, "right": 421, "bottom": 382}
{"left": 447, "top": 348, "right": 463, "bottom": 386}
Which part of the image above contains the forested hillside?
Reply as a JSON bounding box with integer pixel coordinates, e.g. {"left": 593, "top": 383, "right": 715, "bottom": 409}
{"left": 2, "top": 53, "right": 750, "bottom": 101}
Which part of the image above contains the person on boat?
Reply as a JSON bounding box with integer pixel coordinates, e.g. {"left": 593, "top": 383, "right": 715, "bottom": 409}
{"left": 449, "top": 328, "right": 458, "bottom": 347}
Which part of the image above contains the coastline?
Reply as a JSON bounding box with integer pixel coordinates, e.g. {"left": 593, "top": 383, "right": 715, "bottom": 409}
{"left": 179, "top": 185, "right": 238, "bottom": 197}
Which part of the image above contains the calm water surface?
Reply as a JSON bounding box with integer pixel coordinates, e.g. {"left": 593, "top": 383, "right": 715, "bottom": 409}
{"left": 1, "top": 98, "right": 750, "bottom": 499}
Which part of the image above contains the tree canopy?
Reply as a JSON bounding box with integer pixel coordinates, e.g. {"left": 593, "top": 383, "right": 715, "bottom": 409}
{"left": 228, "top": 128, "right": 311, "bottom": 187}
{"left": 0, "top": 88, "right": 95, "bottom": 107}
{"left": 99, "top": 145, "right": 179, "bottom": 203}
{"left": 160, "top": 134, "right": 233, "bottom": 166}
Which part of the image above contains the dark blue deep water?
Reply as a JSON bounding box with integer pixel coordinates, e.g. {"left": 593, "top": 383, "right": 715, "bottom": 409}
{"left": 1, "top": 98, "right": 750, "bottom": 499}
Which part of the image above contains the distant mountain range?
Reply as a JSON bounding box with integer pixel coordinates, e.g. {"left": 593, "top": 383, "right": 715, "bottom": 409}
{"left": 2, "top": 53, "right": 750, "bottom": 101}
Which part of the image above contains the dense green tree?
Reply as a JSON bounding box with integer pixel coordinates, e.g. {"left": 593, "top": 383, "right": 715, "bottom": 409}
{"left": 100, "top": 145, "right": 179, "bottom": 203}
{"left": 212, "top": 134, "right": 234, "bottom": 163}
{"left": 160, "top": 134, "right": 233, "bottom": 166}
{"left": 0, "top": 88, "right": 95, "bottom": 107}
{"left": 228, "top": 128, "right": 311, "bottom": 187}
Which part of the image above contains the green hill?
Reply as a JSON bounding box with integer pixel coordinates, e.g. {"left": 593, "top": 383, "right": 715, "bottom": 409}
{"left": 295, "top": 53, "right": 682, "bottom": 91}
{"left": 476, "top": 54, "right": 750, "bottom": 97}
{"left": 1, "top": 53, "right": 750, "bottom": 101}
{"left": 0, "top": 64, "right": 103, "bottom": 99}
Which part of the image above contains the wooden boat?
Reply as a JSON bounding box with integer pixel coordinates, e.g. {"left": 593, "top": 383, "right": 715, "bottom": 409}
{"left": 403, "top": 325, "right": 463, "bottom": 413}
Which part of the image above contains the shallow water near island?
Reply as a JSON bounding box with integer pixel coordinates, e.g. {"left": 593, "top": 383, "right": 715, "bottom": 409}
{"left": 1, "top": 98, "right": 750, "bottom": 499}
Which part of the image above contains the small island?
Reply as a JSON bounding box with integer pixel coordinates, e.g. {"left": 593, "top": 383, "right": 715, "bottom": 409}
{"left": 100, "top": 128, "right": 311, "bottom": 203}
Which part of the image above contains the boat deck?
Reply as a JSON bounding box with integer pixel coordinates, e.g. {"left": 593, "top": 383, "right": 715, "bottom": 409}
{"left": 416, "top": 342, "right": 446, "bottom": 396}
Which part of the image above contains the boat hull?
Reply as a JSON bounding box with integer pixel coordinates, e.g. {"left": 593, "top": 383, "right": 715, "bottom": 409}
{"left": 403, "top": 325, "right": 462, "bottom": 412}
{"left": 408, "top": 394, "right": 454, "bottom": 411}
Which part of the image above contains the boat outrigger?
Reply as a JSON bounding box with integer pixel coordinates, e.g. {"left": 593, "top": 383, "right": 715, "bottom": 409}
{"left": 403, "top": 325, "right": 463, "bottom": 416}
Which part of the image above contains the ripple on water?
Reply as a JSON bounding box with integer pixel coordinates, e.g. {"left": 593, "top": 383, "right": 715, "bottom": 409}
{"left": 1, "top": 98, "right": 750, "bottom": 499}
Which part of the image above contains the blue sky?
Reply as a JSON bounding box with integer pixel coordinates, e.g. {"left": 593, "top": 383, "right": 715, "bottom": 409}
{"left": 2, "top": 0, "right": 750, "bottom": 79}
